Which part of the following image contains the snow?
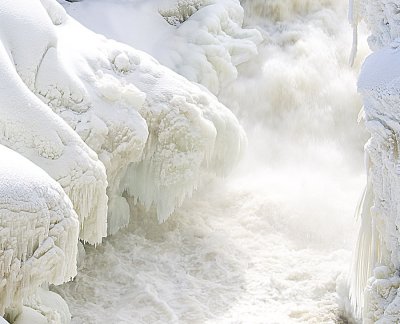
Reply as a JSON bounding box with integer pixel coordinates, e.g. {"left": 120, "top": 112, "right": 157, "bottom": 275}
{"left": 57, "top": 0, "right": 369, "bottom": 322}
{"left": 0, "top": 0, "right": 377, "bottom": 322}
{"left": 0, "top": 0, "right": 108, "bottom": 245}
{"left": 60, "top": 0, "right": 262, "bottom": 94}
{"left": 0, "top": 0, "right": 250, "bottom": 320}
{"left": 41, "top": 2, "right": 247, "bottom": 231}
{"left": 350, "top": 0, "right": 400, "bottom": 322}
{"left": 0, "top": 145, "right": 78, "bottom": 321}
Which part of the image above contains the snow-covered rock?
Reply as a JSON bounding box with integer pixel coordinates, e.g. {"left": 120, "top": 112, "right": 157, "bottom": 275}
{"left": 0, "top": 145, "right": 78, "bottom": 321}
{"left": 0, "top": 0, "right": 249, "bottom": 317}
{"left": 0, "top": 0, "right": 108, "bottom": 244}
{"left": 350, "top": 0, "right": 400, "bottom": 321}
{"left": 60, "top": 0, "right": 262, "bottom": 95}
{"left": 25, "top": 0, "right": 247, "bottom": 233}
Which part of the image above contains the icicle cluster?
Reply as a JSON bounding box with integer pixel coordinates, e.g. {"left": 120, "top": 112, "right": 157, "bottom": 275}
{"left": 0, "top": 0, "right": 258, "bottom": 321}
{"left": 0, "top": 145, "right": 78, "bottom": 321}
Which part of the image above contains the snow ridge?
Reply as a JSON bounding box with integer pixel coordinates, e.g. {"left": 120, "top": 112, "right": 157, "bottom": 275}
{"left": 0, "top": 0, "right": 252, "bottom": 320}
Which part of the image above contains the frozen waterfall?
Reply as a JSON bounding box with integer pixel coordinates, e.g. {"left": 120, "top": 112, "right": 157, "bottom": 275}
{"left": 0, "top": 0, "right": 385, "bottom": 323}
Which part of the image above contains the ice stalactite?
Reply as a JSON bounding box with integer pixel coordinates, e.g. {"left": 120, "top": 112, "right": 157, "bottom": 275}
{"left": 0, "top": 145, "right": 78, "bottom": 322}
{"left": 0, "top": 0, "right": 253, "bottom": 320}
{"left": 33, "top": 0, "right": 248, "bottom": 230}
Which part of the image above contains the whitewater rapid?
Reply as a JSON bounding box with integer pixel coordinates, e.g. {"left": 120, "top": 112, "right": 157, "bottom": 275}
{"left": 56, "top": 1, "right": 370, "bottom": 323}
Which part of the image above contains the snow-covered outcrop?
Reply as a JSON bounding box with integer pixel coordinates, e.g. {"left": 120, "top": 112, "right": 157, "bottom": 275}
{"left": 0, "top": 0, "right": 251, "bottom": 319}
{"left": 350, "top": 0, "right": 400, "bottom": 322}
{"left": 60, "top": 0, "right": 262, "bottom": 95}
{"left": 30, "top": 0, "right": 247, "bottom": 233}
{"left": 0, "top": 145, "right": 78, "bottom": 321}
{"left": 0, "top": 0, "right": 108, "bottom": 244}
{"left": 0, "top": 0, "right": 248, "bottom": 235}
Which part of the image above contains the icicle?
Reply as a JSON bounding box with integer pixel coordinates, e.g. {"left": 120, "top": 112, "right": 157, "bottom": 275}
{"left": 349, "top": 155, "right": 382, "bottom": 319}
{"left": 349, "top": 0, "right": 360, "bottom": 66}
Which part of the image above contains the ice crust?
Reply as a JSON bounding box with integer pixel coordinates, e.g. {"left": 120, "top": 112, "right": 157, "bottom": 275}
{"left": 0, "top": 0, "right": 253, "bottom": 319}
{"left": 61, "top": 0, "right": 262, "bottom": 95}
{"left": 0, "top": 145, "right": 78, "bottom": 320}
{"left": 0, "top": 0, "right": 108, "bottom": 245}
{"left": 351, "top": 0, "right": 400, "bottom": 321}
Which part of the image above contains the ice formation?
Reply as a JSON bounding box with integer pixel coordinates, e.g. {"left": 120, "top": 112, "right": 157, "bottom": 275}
{"left": 0, "top": 145, "right": 78, "bottom": 321}
{"left": 0, "top": 0, "right": 108, "bottom": 244}
{"left": 0, "top": 0, "right": 254, "bottom": 320}
{"left": 38, "top": 2, "right": 248, "bottom": 233}
{"left": 351, "top": 0, "right": 400, "bottom": 322}
{"left": 61, "top": 0, "right": 262, "bottom": 95}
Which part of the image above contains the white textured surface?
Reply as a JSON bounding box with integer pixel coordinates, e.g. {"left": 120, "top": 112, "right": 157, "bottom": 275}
{"left": 0, "top": 0, "right": 108, "bottom": 245}
{"left": 351, "top": 0, "right": 400, "bottom": 322}
{"left": 0, "top": 0, "right": 249, "bottom": 320}
{"left": 0, "top": 145, "right": 78, "bottom": 320}
{"left": 61, "top": 0, "right": 262, "bottom": 94}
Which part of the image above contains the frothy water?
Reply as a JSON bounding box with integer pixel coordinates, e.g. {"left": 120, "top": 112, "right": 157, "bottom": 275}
{"left": 58, "top": 1, "right": 371, "bottom": 322}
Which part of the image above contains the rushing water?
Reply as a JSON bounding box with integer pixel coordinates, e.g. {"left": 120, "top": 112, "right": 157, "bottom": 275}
{"left": 57, "top": 1, "right": 371, "bottom": 323}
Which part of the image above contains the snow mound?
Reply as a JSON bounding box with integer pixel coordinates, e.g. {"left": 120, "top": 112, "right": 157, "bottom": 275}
{"left": 0, "top": 0, "right": 108, "bottom": 244}
{"left": 0, "top": 145, "right": 78, "bottom": 321}
{"left": 351, "top": 1, "right": 400, "bottom": 321}
{"left": 61, "top": 0, "right": 262, "bottom": 94}
{"left": 28, "top": 0, "right": 247, "bottom": 232}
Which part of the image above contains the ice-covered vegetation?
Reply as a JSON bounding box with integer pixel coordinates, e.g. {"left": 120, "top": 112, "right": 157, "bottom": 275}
{"left": 0, "top": 0, "right": 258, "bottom": 322}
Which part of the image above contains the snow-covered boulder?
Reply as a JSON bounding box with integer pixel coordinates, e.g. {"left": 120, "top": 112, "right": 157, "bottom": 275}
{"left": 0, "top": 0, "right": 108, "bottom": 244}
{"left": 61, "top": 0, "right": 262, "bottom": 95}
{"left": 18, "top": 0, "right": 247, "bottom": 233}
{"left": 350, "top": 0, "right": 400, "bottom": 321}
{"left": 0, "top": 145, "right": 78, "bottom": 321}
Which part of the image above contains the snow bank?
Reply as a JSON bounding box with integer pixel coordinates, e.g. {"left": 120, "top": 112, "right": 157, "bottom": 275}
{"left": 0, "top": 0, "right": 248, "bottom": 317}
{"left": 0, "top": 145, "right": 78, "bottom": 321}
{"left": 0, "top": 0, "right": 108, "bottom": 244}
{"left": 0, "top": 0, "right": 247, "bottom": 234}
{"left": 27, "top": 0, "right": 246, "bottom": 232}
{"left": 60, "top": 0, "right": 262, "bottom": 95}
{"left": 351, "top": 0, "right": 400, "bottom": 321}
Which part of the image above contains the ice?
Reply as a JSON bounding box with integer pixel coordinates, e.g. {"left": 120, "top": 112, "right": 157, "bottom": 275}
{"left": 0, "top": 0, "right": 374, "bottom": 322}
{"left": 35, "top": 2, "right": 247, "bottom": 231}
{"left": 0, "top": 0, "right": 108, "bottom": 244}
{"left": 0, "top": 145, "right": 78, "bottom": 321}
{"left": 0, "top": 0, "right": 248, "bottom": 318}
{"left": 60, "top": 0, "right": 262, "bottom": 95}
{"left": 350, "top": 0, "right": 400, "bottom": 321}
